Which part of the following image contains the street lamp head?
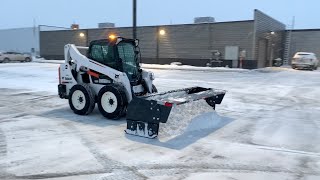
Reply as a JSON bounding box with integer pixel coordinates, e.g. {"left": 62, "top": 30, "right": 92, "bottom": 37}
{"left": 79, "top": 32, "right": 85, "bottom": 38}
{"left": 159, "top": 29, "right": 166, "bottom": 36}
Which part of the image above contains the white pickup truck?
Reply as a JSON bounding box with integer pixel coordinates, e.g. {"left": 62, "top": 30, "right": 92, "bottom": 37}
{"left": 291, "top": 52, "right": 319, "bottom": 70}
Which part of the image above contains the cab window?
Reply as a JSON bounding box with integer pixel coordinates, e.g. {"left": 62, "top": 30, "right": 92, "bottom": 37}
{"left": 118, "top": 42, "right": 139, "bottom": 82}
{"left": 90, "top": 44, "right": 117, "bottom": 69}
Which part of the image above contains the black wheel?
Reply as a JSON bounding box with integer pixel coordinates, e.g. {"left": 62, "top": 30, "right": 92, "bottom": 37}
{"left": 152, "top": 84, "right": 158, "bottom": 93}
{"left": 3, "top": 58, "right": 10, "bottom": 63}
{"left": 205, "top": 97, "right": 216, "bottom": 110}
{"left": 97, "top": 84, "right": 128, "bottom": 120}
{"left": 314, "top": 65, "right": 318, "bottom": 70}
{"left": 68, "top": 84, "right": 95, "bottom": 115}
{"left": 25, "top": 57, "right": 31, "bottom": 62}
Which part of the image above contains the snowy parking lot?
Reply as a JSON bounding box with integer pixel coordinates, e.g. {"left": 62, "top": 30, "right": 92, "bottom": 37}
{"left": 0, "top": 62, "right": 320, "bottom": 180}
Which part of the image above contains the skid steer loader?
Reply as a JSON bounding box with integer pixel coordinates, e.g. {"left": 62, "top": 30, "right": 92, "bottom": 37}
{"left": 58, "top": 36, "right": 226, "bottom": 138}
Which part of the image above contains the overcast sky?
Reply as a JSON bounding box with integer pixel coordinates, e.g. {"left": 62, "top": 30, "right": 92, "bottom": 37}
{"left": 0, "top": 0, "right": 318, "bottom": 30}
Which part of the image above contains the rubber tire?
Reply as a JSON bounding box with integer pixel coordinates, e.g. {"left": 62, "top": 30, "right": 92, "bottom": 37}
{"left": 68, "top": 84, "right": 95, "bottom": 115}
{"left": 205, "top": 97, "right": 216, "bottom": 110}
{"left": 314, "top": 65, "right": 318, "bottom": 70}
{"left": 97, "top": 84, "right": 128, "bottom": 120}
{"left": 3, "top": 58, "right": 10, "bottom": 63}
{"left": 152, "top": 84, "right": 158, "bottom": 93}
{"left": 25, "top": 57, "right": 31, "bottom": 62}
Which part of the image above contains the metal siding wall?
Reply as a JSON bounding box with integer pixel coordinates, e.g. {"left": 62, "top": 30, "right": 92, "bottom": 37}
{"left": 211, "top": 21, "right": 254, "bottom": 60}
{"left": 40, "top": 30, "right": 87, "bottom": 59}
{"left": 137, "top": 27, "right": 157, "bottom": 58}
{"left": 158, "top": 24, "right": 211, "bottom": 59}
{"left": 40, "top": 21, "right": 255, "bottom": 67}
{"left": 290, "top": 30, "right": 320, "bottom": 59}
{"left": 88, "top": 27, "right": 157, "bottom": 58}
{"left": 254, "top": 10, "right": 286, "bottom": 67}
{"left": 88, "top": 28, "right": 132, "bottom": 41}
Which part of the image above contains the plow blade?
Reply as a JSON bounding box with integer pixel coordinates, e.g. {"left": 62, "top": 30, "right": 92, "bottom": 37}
{"left": 125, "top": 87, "right": 226, "bottom": 138}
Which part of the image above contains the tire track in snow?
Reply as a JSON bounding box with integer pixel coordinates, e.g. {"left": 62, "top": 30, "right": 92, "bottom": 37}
{"left": 63, "top": 123, "right": 147, "bottom": 180}
{"left": 0, "top": 128, "right": 6, "bottom": 156}
{"left": 137, "top": 162, "right": 320, "bottom": 177}
{"left": 0, "top": 128, "right": 13, "bottom": 180}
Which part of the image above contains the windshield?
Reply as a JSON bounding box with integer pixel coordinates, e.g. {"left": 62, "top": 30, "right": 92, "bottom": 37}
{"left": 117, "top": 42, "right": 140, "bottom": 82}
{"left": 89, "top": 43, "right": 119, "bottom": 70}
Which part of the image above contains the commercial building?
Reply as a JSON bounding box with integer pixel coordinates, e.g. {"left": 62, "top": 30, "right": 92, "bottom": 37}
{"left": 0, "top": 10, "right": 318, "bottom": 69}
{"left": 40, "top": 10, "right": 287, "bottom": 69}
{"left": 0, "top": 25, "right": 69, "bottom": 56}
{"left": 0, "top": 27, "right": 39, "bottom": 55}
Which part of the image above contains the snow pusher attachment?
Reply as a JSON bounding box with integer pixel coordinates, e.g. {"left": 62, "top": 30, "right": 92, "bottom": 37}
{"left": 125, "top": 87, "right": 226, "bottom": 138}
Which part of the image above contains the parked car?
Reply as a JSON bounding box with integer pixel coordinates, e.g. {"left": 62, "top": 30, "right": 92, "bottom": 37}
{"left": 291, "top": 52, "right": 319, "bottom": 70}
{"left": 0, "top": 51, "right": 32, "bottom": 63}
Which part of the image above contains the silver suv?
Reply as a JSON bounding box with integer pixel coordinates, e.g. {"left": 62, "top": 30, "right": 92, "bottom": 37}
{"left": 292, "top": 52, "right": 319, "bottom": 70}
{"left": 0, "top": 51, "right": 32, "bottom": 63}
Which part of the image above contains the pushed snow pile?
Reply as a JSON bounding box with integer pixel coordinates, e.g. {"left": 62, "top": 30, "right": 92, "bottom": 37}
{"left": 170, "top": 62, "right": 182, "bottom": 66}
{"left": 254, "top": 66, "right": 296, "bottom": 73}
{"left": 159, "top": 100, "right": 222, "bottom": 137}
{"left": 33, "top": 59, "right": 64, "bottom": 64}
{"left": 141, "top": 63, "right": 249, "bottom": 72}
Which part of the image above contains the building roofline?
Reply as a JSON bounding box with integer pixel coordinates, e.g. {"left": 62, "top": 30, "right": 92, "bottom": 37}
{"left": 40, "top": 20, "right": 254, "bottom": 32}
{"left": 0, "top": 25, "right": 70, "bottom": 31}
{"left": 0, "top": 27, "right": 35, "bottom": 31}
{"left": 289, "top": 28, "right": 320, "bottom": 32}
{"left": 254, "top": 9, "right": 286, "bottom": 27}
{"left": 94, "top": 20, "right": 255, "bottom": 30}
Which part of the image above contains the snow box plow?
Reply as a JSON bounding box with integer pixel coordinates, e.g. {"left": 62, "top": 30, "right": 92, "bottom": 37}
{"left": 125, "top": 87, "right": 226, "bottom": 138}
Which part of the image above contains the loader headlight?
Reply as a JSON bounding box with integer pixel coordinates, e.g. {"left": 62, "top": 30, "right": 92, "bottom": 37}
{"left": 150, "top": 72, "right": 155, "bottom": 80}
{"left": 109, "top": 34, "right": 117, "bottom": 40}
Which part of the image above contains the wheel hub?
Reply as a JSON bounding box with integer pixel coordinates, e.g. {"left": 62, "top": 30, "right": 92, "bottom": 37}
{"left": 72, "top": 90, "right": 86, "bottom": 110}
{"left": 101, "top": 92, "right": 118, "bottom": 113}
{"left": 78, "top": 96, "right": 84, "bottom": 104}
{"left": 109, "top": 98, "right": 114, "bottom": 106}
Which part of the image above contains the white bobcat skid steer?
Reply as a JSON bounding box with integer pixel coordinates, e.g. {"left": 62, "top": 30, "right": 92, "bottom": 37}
{"left": 58, "top": 37, "right": 156, "bottom": 119}
{"left": 58, "top": 36, "right": 226, "bottom": 138}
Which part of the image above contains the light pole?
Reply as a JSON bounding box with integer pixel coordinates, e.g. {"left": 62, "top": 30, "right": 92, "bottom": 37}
{"left": 269, "top": 31, "right": 275, "bottom": 67}
{"left": 133, "top": 0, "right": 137, "bottom": 39}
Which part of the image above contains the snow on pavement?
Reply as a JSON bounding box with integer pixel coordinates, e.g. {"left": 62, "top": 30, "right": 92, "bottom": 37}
{"left": 0, "top": 62, "right": 320, "bottom": 179}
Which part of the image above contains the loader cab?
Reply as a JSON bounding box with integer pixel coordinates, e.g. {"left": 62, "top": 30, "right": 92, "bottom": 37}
{"left": 88, "top": 38, "right": 141, "bottom": 85}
